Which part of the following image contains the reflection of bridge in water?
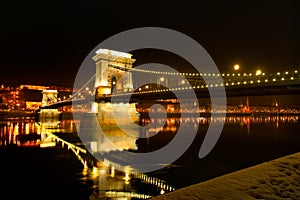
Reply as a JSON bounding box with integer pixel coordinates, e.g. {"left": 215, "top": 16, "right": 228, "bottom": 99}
{"left": 3, "top": 111, "right": 300, "bottom": 198}
{"left": 38, "top": 118, "right": 175, "bottom": 198}
{"left": 34, "top": 114, "right": 300, "bottom": 198}
{"left": 7, "top": 117, "right": 173, "bottom": 198}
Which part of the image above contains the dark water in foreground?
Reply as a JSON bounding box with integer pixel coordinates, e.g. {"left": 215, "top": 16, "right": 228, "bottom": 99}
{"left": 1, "top": 114, "right": 300, "bottom": 199}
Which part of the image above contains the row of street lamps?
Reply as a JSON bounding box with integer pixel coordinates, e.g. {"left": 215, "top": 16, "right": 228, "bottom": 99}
{"left": 233, "top": 64, "right": 262, "bottom": 76}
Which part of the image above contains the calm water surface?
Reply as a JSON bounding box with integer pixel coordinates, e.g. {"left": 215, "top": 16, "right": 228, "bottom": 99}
{"left": 1, "top": 114, "right": 300, "bottom": 199}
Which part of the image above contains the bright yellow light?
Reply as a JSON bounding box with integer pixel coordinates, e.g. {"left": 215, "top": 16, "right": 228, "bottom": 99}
{"left": 234, "top": 64, "right": 240, "bottom": 71}
{"left": 91, "top": 167, "right": 99, "bottom": 178}
{"left": 256, "top": 69, "right": 262, "bottom": 76}
{"left": 110, "top": 167, "right": 115, "bottom": 178}
{"left": 82, "top": 168, "right": 88, "bottom": 176}
{"left": 124, "top": 172, "right": 130, "bottom": 184}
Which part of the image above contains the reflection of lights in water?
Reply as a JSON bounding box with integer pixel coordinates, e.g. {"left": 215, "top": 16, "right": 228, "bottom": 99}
{"left": 13, "top": 123, "right": 19, "bottom": 135}
{"left": 132, "top": 172, "right": 175, "bottom": 194}
{"left": 139, "top": 116, "right": 300, "bottom": 139}
{"left": 160, "top": 189, "right": 165, "bottom": 194}
{"left": 25, "top": 123, "right": 30, "bottom": 134}
{"left": 275, "top": 116, "right": 279, "bottom": 128}
{"left": 105, "top": 191, "right": 152, "bottom": 199}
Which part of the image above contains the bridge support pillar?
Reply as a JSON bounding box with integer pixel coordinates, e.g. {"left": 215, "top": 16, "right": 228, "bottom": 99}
{"left": 39, "top": 109, "right": 60, "bottom": 120}
{"left": 79, "top": 102, "right": 140, "bottom": 155}
{"left": 38, "top": 90, "right": 60, "bottom": 121}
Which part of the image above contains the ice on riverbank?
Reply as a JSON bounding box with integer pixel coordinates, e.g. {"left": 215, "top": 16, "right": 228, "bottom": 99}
{"left": 151, "top": 152, "right": 300, "bottom": 199}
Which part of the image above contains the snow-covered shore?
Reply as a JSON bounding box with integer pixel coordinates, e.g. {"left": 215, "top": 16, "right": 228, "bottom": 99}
{"left": 151, "top": 152, "right": 300, "bottom": 199}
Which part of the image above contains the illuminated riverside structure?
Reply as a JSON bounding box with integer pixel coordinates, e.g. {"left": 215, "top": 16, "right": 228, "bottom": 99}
{"left": 31, "top": 49, "right": 299, "bottom": 176}
{"left": 0, "top": 84, "right": 73, "bottom": 111}
{"left": 1, "top": 50, "right": 299, "bottom": 199}
{"left": 2, "top": 111, "right": 300, "bottom": 198}
{"left": 33, "top": 49, "right": 300, "bottom": 170}
{"left": 36, "top": 49, "right": 300, "bottom": 118}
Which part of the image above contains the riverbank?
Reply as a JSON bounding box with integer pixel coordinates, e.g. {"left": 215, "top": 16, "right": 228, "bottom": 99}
{"left": 0, "top": 109, "right": 35, "bottom": 118}
{"left": 139, "top": 111, "right": 300, "bottom": 118}
{"left": 151, "top": 152, "right": 300, "bottom": 199}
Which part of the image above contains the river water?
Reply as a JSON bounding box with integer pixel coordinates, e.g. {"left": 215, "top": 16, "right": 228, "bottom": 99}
{"left": 1, "top": 113, "right": 300, "bottom": 199}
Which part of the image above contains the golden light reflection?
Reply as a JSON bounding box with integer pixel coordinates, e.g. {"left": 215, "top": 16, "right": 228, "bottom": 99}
{"left": 13, "top": 123, "right": 19, "bottom": 135}
{"left": 105, "top": 191, "right": 152, "bottom": 199}
{"left": 25, "top": 123, "right": 30, "bottom": 134}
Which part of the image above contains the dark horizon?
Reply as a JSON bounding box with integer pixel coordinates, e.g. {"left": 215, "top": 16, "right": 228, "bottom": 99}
{"left": 1, "top": 1, "right": 300, "bottom": 87}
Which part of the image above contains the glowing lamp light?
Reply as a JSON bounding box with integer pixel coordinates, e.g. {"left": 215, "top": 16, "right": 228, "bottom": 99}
{"left": 256, "top": 69, "right": 262, "bottom": 76}
{"left": 234, "top": 64, "right": 240, "bottom": 71}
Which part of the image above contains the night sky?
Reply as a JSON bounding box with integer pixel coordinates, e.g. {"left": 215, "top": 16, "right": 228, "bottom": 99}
{"left": 1, "top": 0, "right": 299, "bottom": 87}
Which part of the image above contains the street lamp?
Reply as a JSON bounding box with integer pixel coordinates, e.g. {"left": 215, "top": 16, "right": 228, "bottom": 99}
{"left": 234, "top": 64, "right": 240, "bottom": 71}
{"left": 256, "top": 69, "right": 262, "bottom": 76}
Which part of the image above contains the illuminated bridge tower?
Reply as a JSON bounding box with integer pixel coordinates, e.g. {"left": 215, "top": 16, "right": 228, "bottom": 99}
{"left": 39, "top": 89, "right": 60, "bottom": 120}
{"left": 90, "top": 48, "right": 139, "bottom": 122}
{"left": 79, "top": 49, "right": 140, "bottom": 155}
{"left": 92, "top": 49, "right": 135, "bottom": 96}
{"left": 41, "top": 89, "right": 58, "bottom": 106}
